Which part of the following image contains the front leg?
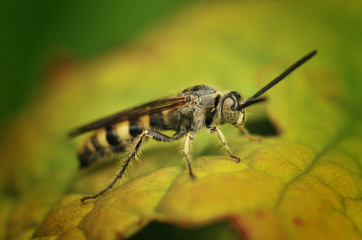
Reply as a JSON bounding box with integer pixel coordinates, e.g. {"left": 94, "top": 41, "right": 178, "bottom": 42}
{"left": 210, "top": 127, "right": 241, "bottom": 163}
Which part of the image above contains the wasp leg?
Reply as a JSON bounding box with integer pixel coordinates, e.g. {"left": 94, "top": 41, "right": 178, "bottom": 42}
{"left": 211, "top": 127, "right": 241, "bottom": 163}
{"left": 147, "top": 130, "right": 196, "bottom": 180}
{"left": 183, "top": 132, "right": 196, "bottom": 179}
{"left": 239, "top": 125, "right": 261, "bottom": 142}
{"left": 81, "top": 130, "right": 176, "bottom": 204}
{"left": 173, "top": 130, "right": 186, "bottom": 140}
{"left": 146, "top": 130, "right": 177, "bottom": 142}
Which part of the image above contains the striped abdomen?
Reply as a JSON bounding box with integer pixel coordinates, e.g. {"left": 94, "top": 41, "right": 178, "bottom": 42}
{"left": 78, "top": 113, "right": 169, "bottom": 168}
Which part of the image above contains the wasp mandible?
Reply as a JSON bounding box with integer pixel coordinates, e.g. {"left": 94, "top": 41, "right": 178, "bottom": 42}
{"left": 69, "top": 50, "right": 317, "bottom": 203}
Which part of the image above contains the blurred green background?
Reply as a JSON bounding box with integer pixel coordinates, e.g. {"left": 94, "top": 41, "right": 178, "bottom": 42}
{"left": 0, "top": 0, "right": 192, "bottom": 132}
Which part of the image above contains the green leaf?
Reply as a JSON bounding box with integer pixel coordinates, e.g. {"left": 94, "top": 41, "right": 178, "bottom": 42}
{"left": 1, "top": 1, "right": 361, "bottom": 239}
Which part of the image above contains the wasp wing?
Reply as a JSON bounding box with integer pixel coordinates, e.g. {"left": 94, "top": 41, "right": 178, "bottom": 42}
{"left": 68, "top": 96, "right": 190, "bottom": 137}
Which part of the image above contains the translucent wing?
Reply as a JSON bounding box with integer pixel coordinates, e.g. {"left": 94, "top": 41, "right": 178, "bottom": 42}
{"left": 68, "top": 96, "right": 190, "bottom": 137}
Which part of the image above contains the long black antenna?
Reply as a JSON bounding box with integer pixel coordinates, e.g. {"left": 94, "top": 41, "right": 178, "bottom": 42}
{"left": 239, "top": 50, "right": 317, "bottom": 110}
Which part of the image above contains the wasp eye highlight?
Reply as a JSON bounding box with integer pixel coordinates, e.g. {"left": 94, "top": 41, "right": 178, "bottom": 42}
{"left": 223, "top": 97, "right": 235, "bottom": 108}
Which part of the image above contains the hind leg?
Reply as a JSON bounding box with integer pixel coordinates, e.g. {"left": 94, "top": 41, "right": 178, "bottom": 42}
{"left": 81, "top": 130, "right": 176, "bottom": 203}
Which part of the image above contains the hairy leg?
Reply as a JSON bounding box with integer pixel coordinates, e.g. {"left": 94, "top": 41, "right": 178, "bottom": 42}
{"left": 183, "top": 132, "right": 196, "bottom": 179}
{"left": 210, "top": 127, "right": 240, "bottom": 162}
{"left": 81, "top": 130, "right": 176, "bottom": 203}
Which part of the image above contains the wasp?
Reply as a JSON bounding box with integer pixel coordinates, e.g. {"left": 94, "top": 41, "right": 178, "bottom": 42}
{"left": 69, "top": 50, "right": 317, "bottom": 203}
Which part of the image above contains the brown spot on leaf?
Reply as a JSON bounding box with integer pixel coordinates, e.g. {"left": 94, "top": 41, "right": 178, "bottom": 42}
{"left": 256, "top": 210, "right": 265, "bottom": 219}
{"left": 293, "top": 217, "right": 303, "bottom": 226}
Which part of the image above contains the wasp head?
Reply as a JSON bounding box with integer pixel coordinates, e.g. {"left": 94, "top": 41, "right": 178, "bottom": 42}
{"left": 209, "top": 50, "right": 318, "bottom": 128}
{"left": 220, "top": 91, "right": 245, "bottom": 127}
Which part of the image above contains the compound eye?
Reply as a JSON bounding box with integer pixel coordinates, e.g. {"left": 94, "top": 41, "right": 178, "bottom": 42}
{"left": 222, "top": 97, "right": 240, "bottom": 124}
{"left": 223, "top": 97, "right": 235, "bottom": 108}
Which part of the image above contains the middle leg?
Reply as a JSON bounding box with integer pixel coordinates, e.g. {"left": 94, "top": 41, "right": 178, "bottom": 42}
{"left": 183, "top": 132, "right": 196, "bottom": 179}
